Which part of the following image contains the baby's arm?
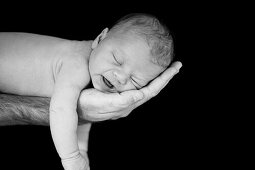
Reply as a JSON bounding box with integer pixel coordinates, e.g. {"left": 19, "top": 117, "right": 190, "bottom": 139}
{"left": 50, "top": 56, "right": 89, "bottom": 169}
{"left": 77, "top": 123, "right": 91, "bottom": 166}
{"left": 77, "top": 124, "right": 91, "bottom": 153}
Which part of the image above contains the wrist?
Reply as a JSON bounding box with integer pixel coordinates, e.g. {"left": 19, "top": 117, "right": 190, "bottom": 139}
{"left": 61, "top": 150, "right": 80, "bottom": 163}
{"left": 61, "top": 151, "right": 89, "bottom": 170}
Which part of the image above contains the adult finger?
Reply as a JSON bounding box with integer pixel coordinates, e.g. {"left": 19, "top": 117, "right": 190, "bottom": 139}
{"left": 85, "top": 111, "right": 121, "bottom": 121}
{"left": 136, "top": 61, "right": 182, "bottom": 106}
{"left": 161, "top": 61, "right": 182, "bottom": 90}
{"left": 86, "top": 90, "right": 143, "bottom": 114}
{"left": 103, "top": 61, "right": 182, "bottom": 119}
{"left": 155, "top": 61, "right": 182, "bottom": 92}
{"left": 117, "top": 90, "right": 144, "bottom": 106}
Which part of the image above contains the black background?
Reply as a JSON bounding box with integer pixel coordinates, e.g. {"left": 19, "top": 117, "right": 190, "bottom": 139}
{"left": 0, "top": 2, "right": 232, "bottom": 170}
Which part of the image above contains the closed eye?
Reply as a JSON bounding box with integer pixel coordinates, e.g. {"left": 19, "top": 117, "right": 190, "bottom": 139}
{"left": 131, "top": 77, "right": 142, "bottom": 89}
{"left": 112, "top": 52, "right": 121, "bottom": 65}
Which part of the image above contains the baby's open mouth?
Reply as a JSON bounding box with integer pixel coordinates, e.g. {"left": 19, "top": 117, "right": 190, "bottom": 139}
{"left": 102, "top": 76, "right": 114, "bottom": 89}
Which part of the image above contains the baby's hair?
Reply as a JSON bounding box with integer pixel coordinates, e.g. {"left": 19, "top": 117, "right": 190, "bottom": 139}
{"left": 109, "top": 13, "right": 174, "bottom": 68}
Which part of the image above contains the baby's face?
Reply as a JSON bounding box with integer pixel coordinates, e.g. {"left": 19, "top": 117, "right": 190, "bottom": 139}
{"left": 89, "top": 34, "right": 164, "bottom": 93}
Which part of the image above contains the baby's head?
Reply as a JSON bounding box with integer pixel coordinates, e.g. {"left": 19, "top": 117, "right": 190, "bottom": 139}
{"left": 89, "top": 13, "right": 174, "bottom": 93}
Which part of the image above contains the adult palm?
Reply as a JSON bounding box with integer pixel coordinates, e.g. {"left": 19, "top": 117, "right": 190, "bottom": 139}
{"left": 78, "top": 61, "right": 182, "bottom": 121}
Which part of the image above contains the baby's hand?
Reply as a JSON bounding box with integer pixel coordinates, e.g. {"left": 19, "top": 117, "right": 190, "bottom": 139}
{"left": 61, "top": 151, "right": 90, "bottom": 170}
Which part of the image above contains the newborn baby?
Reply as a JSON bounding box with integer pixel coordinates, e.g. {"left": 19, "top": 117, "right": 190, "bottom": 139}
{"left": 0, "top": 13, "right": 173, "bottom": 170}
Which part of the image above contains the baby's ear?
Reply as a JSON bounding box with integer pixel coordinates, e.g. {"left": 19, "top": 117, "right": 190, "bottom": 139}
{"left": 92, "top": 28, "right": 109, "bottom": 49}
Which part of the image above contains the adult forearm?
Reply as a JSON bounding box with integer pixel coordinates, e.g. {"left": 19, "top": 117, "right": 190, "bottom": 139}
{"left": 0, "top": 93, "right": 88, "bottom": 126}
{"left": 0, "top": 93, "right": 50, "bottom": 126}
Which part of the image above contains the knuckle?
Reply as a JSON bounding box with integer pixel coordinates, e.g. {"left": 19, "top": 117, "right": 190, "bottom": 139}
{"left": 147, "top": 87, "right": 156, "bottom": 96}
{"left": 119, "top": 98, "right": 133, "bottom": 107}
{"left": 151, "top": 90, "right": 159, "bottom": 97}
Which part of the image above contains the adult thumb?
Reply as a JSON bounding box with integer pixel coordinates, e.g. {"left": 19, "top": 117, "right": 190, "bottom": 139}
{"left": 120, "top": 90, "right": 144, "bottom": 105}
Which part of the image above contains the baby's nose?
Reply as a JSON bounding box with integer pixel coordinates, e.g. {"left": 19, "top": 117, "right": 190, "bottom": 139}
{"left": 113, "top": 70, "right": 128, "bottom": 85}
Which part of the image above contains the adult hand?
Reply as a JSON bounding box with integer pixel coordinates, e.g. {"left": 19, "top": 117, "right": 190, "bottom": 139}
{"left": 77, "top": 61, "right": 182, "bottom": 122}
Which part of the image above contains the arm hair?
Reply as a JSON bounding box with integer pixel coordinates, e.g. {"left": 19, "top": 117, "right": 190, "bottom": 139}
{"left": 0, "top": 93, "right": 88, "bottom": 126}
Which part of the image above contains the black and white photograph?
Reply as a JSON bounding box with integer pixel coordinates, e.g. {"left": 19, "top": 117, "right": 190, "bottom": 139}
{"left": 0, "top": 3, "right": 210, "bottom": 170}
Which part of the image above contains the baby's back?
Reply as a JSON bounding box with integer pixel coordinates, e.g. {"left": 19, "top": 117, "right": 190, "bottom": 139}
{"left": 0, "top": 32, "right": 89, "bottom": 97}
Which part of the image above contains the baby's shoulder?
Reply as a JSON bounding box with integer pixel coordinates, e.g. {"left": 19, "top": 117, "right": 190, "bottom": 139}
{"left": 61, "top": 40, "right": 92, "bottom": 59}
{"left": 57, "top": 40, "right": 91, "bottom": 62}
{"left": 53, "top": 41, "right": 91, "bottom": 87}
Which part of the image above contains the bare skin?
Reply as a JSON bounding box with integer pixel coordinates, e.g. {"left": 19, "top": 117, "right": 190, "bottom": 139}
{"left": 0, "top": 62, "right": 182, "bottom": 170}
{"left": 0, "top": 32, "right": 93, "bottom": 170}
{"left": 0, "top": 32, "right": 182, "bottom": 170}
{"left": 0, "top": 61, "right": 182, "bottom": 125}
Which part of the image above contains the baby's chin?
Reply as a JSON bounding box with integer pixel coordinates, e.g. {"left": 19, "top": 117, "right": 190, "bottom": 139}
{"left": 91, "top": 75, "right": 105, "bottom": 92}
{"left": 88, "top": 70, "right": 103, "bottom": 91}
{"left": 91, "top": 78, "right": 101, "bottom": 91}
